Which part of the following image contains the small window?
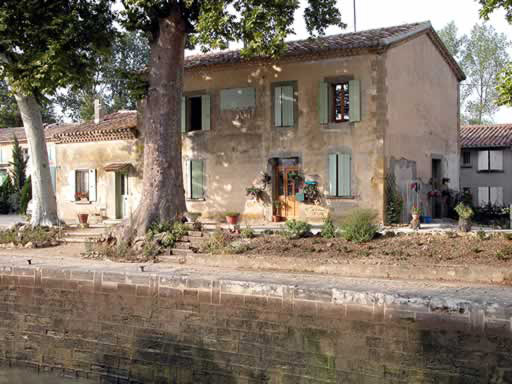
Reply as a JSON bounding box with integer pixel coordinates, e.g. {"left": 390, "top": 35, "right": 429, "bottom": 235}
{"left": 461, "top": 151, "right": 471, "bottom": 167}
{"left": 75, "top": 170, "right": 89, "bottom": 200}
{"left": 187, "top": 159, "right": 204, "bottom": 200}
{"left": 328, "top": 153, "right": 351, "bottom": 197}
{"left": 181, "top": 94, "right": 211, "bottom": 133}
{"left": 220, "top": 87, "right": 256, "bottom": 110}
{"left": 273, "top": 82, "right": 296, "bottom": 128}
{"left": 332, "top": 83, "right": 350, "bottom": 122}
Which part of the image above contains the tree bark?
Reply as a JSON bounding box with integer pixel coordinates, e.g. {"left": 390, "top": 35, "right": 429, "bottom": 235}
{"left": 14, "top": 94, "right": 59, "bottom": 226}
{"left": 125, "top": 8, "right": 187, "bottom": 238}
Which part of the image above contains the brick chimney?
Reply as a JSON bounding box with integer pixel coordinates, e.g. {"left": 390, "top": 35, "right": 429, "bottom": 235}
{"left": 94, "top": 99, "right": 104, "bottom": 124}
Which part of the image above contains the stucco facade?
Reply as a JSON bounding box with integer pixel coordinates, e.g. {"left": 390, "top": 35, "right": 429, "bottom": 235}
{"left": 55, "top": 140, "right": 142, "bottom": 223}
{"left": 180, "top": 26, "right": 463, "bottom": 223}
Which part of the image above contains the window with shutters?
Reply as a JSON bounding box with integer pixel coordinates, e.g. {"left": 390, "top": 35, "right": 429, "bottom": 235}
{"left": 328, "top": 153, "right": 351, "bottom": 197}
{"left": 461, "top": 150, "right": 471, "bottom": 167}
{"left": 272, "top": 82, "right": 297, "bottom": 128}
{"left": 181, "top": 94, "right": 211, "bottom": 133}
{"left": 332, "top": 83, "right": 350, "bottom": 122}
{"left": 186, "top": 159, "right": 205, "bottom": 200}
{"left": 477, "top": 150, "right": 504, "bottom": 172}
{"left": 478, "top": 186, "right": 504, "bottom": 206}
{"left": 220, "top": 87, "right": 256, "bottom": 110}
{"left": 75, "top": 170, "right": 89, "bottom": 200}
{"left": 319, "top": 78, "right": 361, "bottom": 125}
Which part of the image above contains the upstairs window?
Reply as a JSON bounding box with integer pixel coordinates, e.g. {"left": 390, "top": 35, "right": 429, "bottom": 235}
{"left": 477, "top": 150, "right": 503, "bottom": 172}
{"left": 220, "top": 87, "right": 256, "bottom": 110}
{"left": 181, "top": 94, "right": 211, "bottom": 133}
{"left": 461, "top": 150, "right": 471, "bottom": 167}
{"left": 273, "top": 82, "right": 296, "bottom": 128}
{"left": 332, "top": 83, "right": 350, "bottom": 122}
{"left": 319, "top": 79, "right": 360, "bottom": 125}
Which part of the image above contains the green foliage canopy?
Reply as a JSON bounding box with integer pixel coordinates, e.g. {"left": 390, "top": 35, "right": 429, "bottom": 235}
{"left": 121, "top": 0, "right": 345, "bottom": 57}
{"left": 0, "top": 0, "right": 116, "bottom": 99}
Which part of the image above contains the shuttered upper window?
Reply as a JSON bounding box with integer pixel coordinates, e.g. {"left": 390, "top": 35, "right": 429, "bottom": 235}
{"left": 273, "top": 82, "right": 296, "bottom": 128}
{"left": 328, "top": 153, "right": 351, "bottom": 197}
{"left": 181, "top": 94, "right": 211, "bottom": 133}
{"left": 477, "top": 150, "right": 503, "bottom": 172}
{"left": 185, "top": 159, "right": 205, "bottom": 200}
{"left": 319, "top": 79, "right": 361, "bottom": 125}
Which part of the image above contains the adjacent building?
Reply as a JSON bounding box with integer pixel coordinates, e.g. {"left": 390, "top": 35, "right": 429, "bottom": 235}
{"left": 460, "top": 124, "right": 512, "bottom": 207}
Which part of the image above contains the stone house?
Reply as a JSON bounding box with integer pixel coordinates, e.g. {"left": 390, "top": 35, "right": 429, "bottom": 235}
{"left": 180, "top": 21, "right": 464, "bottom": 223}
{"left": 2, "top": 21, "right": 464, "bottom": 224}
{"left": 460, "top": 124, "right": 512, "bottom": 207}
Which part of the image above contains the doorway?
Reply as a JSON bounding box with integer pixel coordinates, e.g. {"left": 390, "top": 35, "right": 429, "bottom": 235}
{"left": 115, "top": 172, "right": 129, "bottom": 219}
{"left": 273, "top": 158, "right": 300, "bottom": 219}
{"left": 431, "top": 158, "right": 442, "bottom": 218}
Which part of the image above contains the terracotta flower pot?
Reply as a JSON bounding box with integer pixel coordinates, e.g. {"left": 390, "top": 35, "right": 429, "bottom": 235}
{"left": 226, "top": 215, "right": 239, "bottom": 225}
{"left": 77, "top": 214, "right": 89, "bottom": 225}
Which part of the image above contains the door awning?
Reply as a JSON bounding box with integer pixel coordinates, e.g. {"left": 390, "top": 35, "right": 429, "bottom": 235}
{"left": 104, "top": 162, "right": 132, "bottom": 172}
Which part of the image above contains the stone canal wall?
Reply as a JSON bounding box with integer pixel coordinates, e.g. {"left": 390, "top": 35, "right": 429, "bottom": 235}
{"left": 0, "top": 265, "right": 511, "bottom": 383}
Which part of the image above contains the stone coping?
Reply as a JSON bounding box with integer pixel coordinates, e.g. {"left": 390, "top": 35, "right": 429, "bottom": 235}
{"left": 1, "top": 256, "right": 512, "bottom": 322}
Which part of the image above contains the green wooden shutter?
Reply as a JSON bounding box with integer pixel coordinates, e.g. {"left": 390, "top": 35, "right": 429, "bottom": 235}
{"left": 191, "top": 160, "right": 204, "bottom": 199}
{"left": 338, "top": 153, "right": 351, "bottom": 197}
{"left": 319, "top": 81, "right": 329, "bottom": 124}
{"left": 328, "top": 154, "right": 337, "bottom": 196}
{"left": 185, "top": 160, "right": 191, "bottom": 198}
{"left": 349, "top": 80, "right": 361, "bottom": 122}
{"left": 181, "top": 96, "right": 186, "bottom": 133}
{"left": 282, "top": 85, "right": 294, "bottom": 127}
{"left": 274, "top": 86, "right": 282, "bottom": 127}
{"left": 50, "top": 166, "right": 56, "bottom": 193}
{"left": 201, "top": 94, "right": 211, "bottom": 131}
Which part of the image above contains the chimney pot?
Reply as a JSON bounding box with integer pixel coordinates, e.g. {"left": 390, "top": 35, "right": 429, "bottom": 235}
{"left": 94, "top": 99, "right": 104, "bottom": 124}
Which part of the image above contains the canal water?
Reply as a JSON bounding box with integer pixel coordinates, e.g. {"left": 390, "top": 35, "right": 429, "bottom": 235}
{"left": 0, "top": 368, "right": 93, "bottom": 383}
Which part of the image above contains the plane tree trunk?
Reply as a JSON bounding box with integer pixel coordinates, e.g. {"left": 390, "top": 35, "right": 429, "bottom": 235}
{"left": 125, "top": 8, "right": 188, "bottom": 238}
{"left": 14, "top": 94, "right": 59, "bottom": 226}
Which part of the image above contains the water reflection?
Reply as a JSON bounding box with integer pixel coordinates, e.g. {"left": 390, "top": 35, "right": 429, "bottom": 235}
{"left": 0, "top": 368, "right": 93, "bottom": 384}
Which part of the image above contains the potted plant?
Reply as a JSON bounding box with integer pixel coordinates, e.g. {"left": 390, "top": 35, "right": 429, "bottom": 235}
{"left": 410, "top": 206, "right": 421, "bottom": 230}
{"left": 454, "top": 202, "right": 474, "bottom": 232}
{"left": 75, "top": 192, "right": 88, "bottom": 201}
{"left": 246, "top": 186, "right": 265, "bottom": 201}
{"left": 272, "top": 201, "right": 284, "bottom": 222}
{"left": 225, "top": 211, "right": 240, "bottom": 225}
{"left": 77, "top": 213, "right": 89, "bottom": 227}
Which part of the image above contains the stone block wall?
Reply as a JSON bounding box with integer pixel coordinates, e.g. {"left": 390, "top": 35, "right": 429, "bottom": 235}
{"left": 0, "top": 266, "right": 511, "bottom": 383}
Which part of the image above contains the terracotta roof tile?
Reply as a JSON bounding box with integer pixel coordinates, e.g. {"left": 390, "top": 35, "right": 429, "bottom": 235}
{"left": 184, "top": 21, "right": 465, "bottom": 81}
{"left": 0, "top": 123, "right": 76, "bottom": 144}
{"left": 461, "top": 124, "right": 512, "bottom": 148}
{"left": 53, "top": 111, "right": 138, "bottom": 143}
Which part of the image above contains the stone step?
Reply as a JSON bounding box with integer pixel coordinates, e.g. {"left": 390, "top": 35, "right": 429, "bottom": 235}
{"left": 174, "top": 242, "right": 193, "bottom": 250}
{"left": 170, "top": 248, "right": 195, "bottom": 256}
{"left": 59, "top": 237, "right": 98, "bottom": 244}
{"left": 186, "top": 231, "right": 203, "bottom": 238}
{"left": 63, "top": 231, "right": 104, "bottom": 238}
{"left": 181, "top": 236, "right": 205, "bottom": 244}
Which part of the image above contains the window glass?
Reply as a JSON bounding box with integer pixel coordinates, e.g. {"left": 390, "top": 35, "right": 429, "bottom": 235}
{"left": 75, "top": 170, "right": 89, "bottom": 200}
{"left": 188, "top": 96, "right": 202, "bottom": 131}
{"left": 332, "top": 83, "right": 349, "bottom": 122}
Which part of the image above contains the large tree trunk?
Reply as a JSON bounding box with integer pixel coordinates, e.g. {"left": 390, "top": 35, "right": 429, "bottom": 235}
{"left": 126, "top": 9, "right": 187, "bottom": 238}
{"left": 14, "top": 94, "right": 59, "bottom": 226}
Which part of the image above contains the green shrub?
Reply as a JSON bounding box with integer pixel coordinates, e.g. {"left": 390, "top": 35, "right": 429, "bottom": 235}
{"left": 455, "top": 203, "right": 474, "bottom": 220}
{"left": 19, "top": 176, "right": 31, "bottom": 215}
{"left": 146, "top": 220, "right": 187, "bottom": 249}
{"left": 241, "top": 226, "right": 256, "bottom": 239}
{"left": 201, "top": 229, "right": 232, "bottom": 254}
{"left": 496, "top": 246, "right": 512, "bottom": 261}
{"left": 320, "top": 216, "right": 337, "bottom": 238}
{"left": 341, "top": 209, "right": 378, "bottom": 243}
{"left": 283, "top": 219, "right": 312, "bottom": 239}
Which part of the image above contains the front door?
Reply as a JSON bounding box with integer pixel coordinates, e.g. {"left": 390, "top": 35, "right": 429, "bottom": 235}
{"left": 274, "top": 164, "right": 300, "bottom": 219}
{"left": 115, "top": 172, "right": 129, "bottom": 219}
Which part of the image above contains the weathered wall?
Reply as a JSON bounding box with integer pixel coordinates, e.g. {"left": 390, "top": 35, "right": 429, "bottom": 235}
{"left": 183, "top": 53, "right": 385, "bottom": 223}
{"left": 384, "top": 34, "right": 460, "bottom": 218}
{"left": 0, "top": 266, "right": 511, "bottom": 383}
{"left": 55, "top": 140, "right": 141, "bottom": 223}
{"left": 460, "top": 148, "right": 512, "bottom": 207}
